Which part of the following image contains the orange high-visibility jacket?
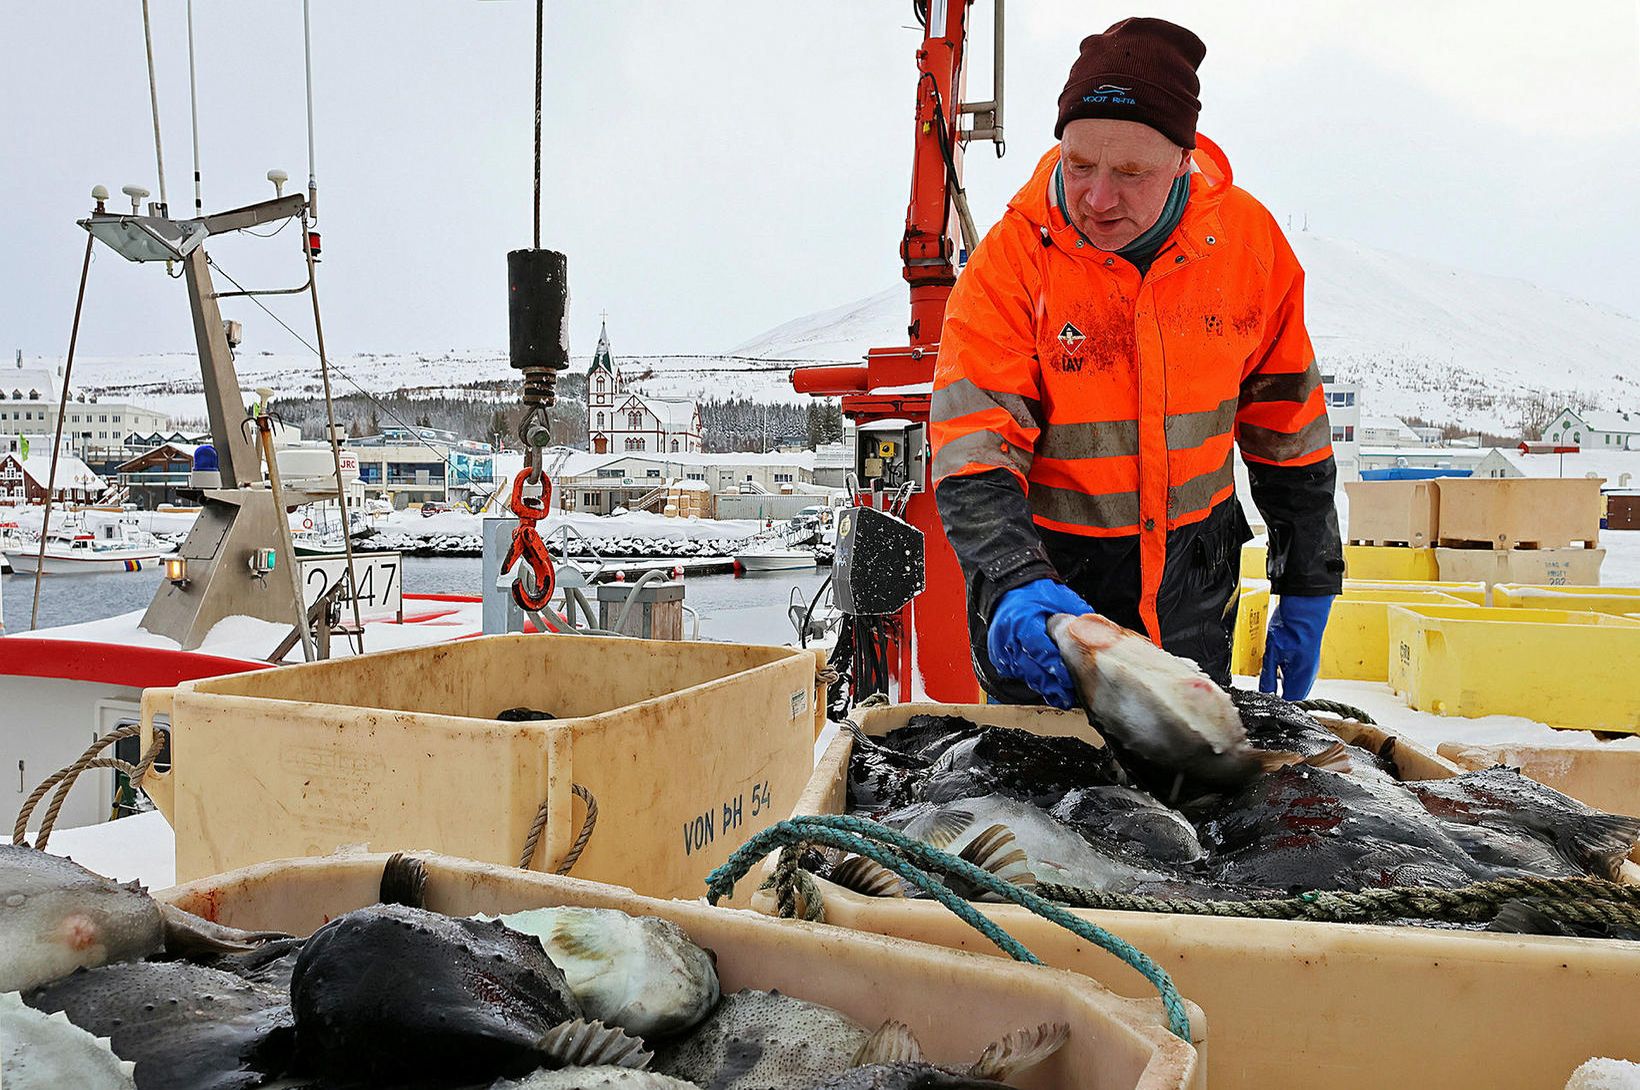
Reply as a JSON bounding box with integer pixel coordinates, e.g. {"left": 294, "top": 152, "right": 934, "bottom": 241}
{"left": 933, "top": 136, "right": 1336, "bottom": 641}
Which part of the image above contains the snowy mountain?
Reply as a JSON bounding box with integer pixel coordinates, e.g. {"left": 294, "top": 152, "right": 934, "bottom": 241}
{"left": 51, "top": 232, "right": 1640, "bottom": 433}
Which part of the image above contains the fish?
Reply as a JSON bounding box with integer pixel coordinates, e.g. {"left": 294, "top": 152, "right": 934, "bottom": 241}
{"left": 1200, "top": 766, "right": 1495, "bottom": 893}
{"left": 919, "top": 725, "right": 1128, "bottom": 808}
{"left": 490, "top": 1069, "right": 701, "bottom": 1088}
{"left": 652, "top": 989, "right": 870, "bottom": 1090}
{"left": 498, "top": 707, "right": 557, "bottom": 721}
{"left": 289, "top": 903, "right": 646, "bottom": 1085}
{"left": 876, "top": 714, "right": 985, "bottom": 763}
{"left": 0, "top": 844, "right": 286, "bottom": 994}
{"left": 23, "top": 960, "right": 294, "bottom": 1090}
{"left": 0, "top": 990, "right": 137, "bottom": 1090}
{"left": 877, "top": 795, "right": 1179, "bottom": 896}
{"left": 1049, "top": 784, "right": 1206, "bottom": 865}
{"left": 1405, "top": 766, "right": 1640, "bottom": 880}
{"left": 806, "top": 1019, "right": 1068, "bottom": 1090}
{"left": 847, "top": 729, "right": 933, "bottom": 816}
{"left": 1485, "top": 900, "right": 1640, "bottom": 943}
{"left": 479, "top": 906, "right": 720, "bottom": 1037}
{"left": 1048, "top": 613, "right": 1340, "bottom": 801}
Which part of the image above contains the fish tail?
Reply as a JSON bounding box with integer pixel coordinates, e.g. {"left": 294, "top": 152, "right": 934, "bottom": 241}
{"left": 852, "top": 1019, "right": 925, "bottom": 1066}
{"left": 968, "top": 1022, "right": 1072, "bottom": 1082}
{"left": 379, "top": 853, "right": 428, "bottom": 908}
{"left": 827, "top": 854, "right": 905, "bottom": 898}
{"left": 1564, "top": 813, "right": 1640, "bottom": 879}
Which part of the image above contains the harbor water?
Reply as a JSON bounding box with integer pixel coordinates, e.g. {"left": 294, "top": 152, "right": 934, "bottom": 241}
{"left": 2, "top": 555, "right": 831, "bottom": 647}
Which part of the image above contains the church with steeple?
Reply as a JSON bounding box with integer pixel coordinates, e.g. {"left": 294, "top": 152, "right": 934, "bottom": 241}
{"left": 585, "top": 317, "right": 703, "bottom": 456}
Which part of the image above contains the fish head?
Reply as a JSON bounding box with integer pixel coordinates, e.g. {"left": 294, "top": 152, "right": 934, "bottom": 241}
{"left": 0, "top": 846, "right": 165, "bottom": 993}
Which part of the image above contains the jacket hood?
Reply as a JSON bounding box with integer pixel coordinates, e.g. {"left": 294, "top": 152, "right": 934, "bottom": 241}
{"left": 1006, "top": 133, "right": 1235, "bottom": 235}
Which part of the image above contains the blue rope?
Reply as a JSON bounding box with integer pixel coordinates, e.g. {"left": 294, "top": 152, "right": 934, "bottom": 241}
{"left": 706, "top": 814, "right": 1193, "bottom": 1042}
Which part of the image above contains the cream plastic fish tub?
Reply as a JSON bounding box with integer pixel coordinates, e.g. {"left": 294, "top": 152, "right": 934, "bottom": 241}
{"left": 157, "top": 851, "right": 1205, "bottom": 1090}
{"left": 139, "top": 634, "right": 825, "bottom": 893}
{"left": 755, "top": 702, "right": 1640, "bottom": 1090}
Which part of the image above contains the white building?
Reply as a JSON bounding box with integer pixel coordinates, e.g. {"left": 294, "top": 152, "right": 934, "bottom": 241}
{"left": 1319, "top": 371, "right": 1360, "bottom": 482}
{"left": 1358, "top": 413, "right": 1421, "bottom": 447}
{"left": 1, "top": 357, "right": 168, "bottom": 452}
{"left": 556, "top": 450, "right": 824, "bottom": 516}
{"left": 1542, "top": 408, "right": 1640, "bottom": 451}
{"left": 1471, "top": 446, "right": 1640, "bottom": 486}
{"left": 585, "top": 320, "right": 702, "bottom": 455}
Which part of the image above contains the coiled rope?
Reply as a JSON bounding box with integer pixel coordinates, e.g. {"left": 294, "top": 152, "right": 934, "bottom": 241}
{"left": 1294, "top": 697, "right": 1377, "bottom": 725}
{"left": 13, "top": 725, "right": 166, "bottom": 851}
{"left": 705, "top": 814, "right": 1193, "bottom": 1042}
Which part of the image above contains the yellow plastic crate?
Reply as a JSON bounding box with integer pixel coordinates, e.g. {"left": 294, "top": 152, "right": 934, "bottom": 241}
{"left": 1387, "top": 605, "right": 1640, "bottom": 733}
{"left": 762, "top": 702, "right": 1640, "bottom": 1090}
{"left": 139, "top": 634, "right": 825, "bottom": 890}
{"left": 1230, "top": 581, "right": 1270, "bottom": 677}
{"left": 161, "top": 852, "right": 1204, "bottom": 1090}
{"left": 1319, "top": 589, "right": 1470, "bottom": 682}
{"left": 1343, "top": 578, "right": 1490, "bottom": 605}
{"left": 1494, "top": 584, "right": 1640, "bottom": 615}
{"left": 1345, "top": 544, "right": 1440, "bottom": 581}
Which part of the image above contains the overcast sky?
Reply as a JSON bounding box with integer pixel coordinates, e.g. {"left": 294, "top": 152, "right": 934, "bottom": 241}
{"left": 2, "top": 2, "right": 1636, "bottom": 367}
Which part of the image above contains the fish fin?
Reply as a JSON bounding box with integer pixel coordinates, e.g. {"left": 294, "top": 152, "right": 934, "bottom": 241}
{"left": 537, "top": 1019, "right": 653, "bottom": 1070}
{"left": 968, "top": 1022, "right": 1072, "bottom": 1082}
{"left": 1442, "top": 823, "right": 1572, "bottom": 876}
{"left": 852, "top": 1020, "right": 926, "bottom": 1066}
{"left": 379, "top": 852, "right": 428, "bottom": 908}
{"left": 958, "top": 825, "right": 1037, "bottom": 891}
{"left": 1251, "top": 749, "right": 1307, "bottom": 773}
{"left": 159, "top": 903, "right": 290, "bottom": 956}
{"left": 1301, "top": 742, "right": 1353, "bottom": 774}
{"left": 921, "top": 809, "right": 975, "bottom": 851}
{"left": 829, "top": 855, "right": 905, "bottom": 898}
{"left": 1486, "top": 900, "right": 1567, "bottom": 936}
{"left": 1566, "top": 813, "right": 1640, "bottom": 879}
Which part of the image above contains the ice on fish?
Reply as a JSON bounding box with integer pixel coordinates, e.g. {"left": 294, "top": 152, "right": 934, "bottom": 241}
{"left": 0, "top": 990, "right": 137, "bottom": 1090}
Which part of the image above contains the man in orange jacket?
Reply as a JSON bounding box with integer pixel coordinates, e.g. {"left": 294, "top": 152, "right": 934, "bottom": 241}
{"left": 932, "top": 17, "right": 1344, "bottom": 707}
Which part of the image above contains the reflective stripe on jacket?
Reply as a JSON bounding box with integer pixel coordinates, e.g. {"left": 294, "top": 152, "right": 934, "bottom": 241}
{"left": 932, "top": 135, "right": 1338, "bottom": 640}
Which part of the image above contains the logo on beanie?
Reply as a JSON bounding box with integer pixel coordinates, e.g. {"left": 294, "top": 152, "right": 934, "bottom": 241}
{"left": 1082, "top": 84, "right": 1136, "bottom": 106}
{"left": 1058, "top": 322, "right": 1087, "bottom": 357}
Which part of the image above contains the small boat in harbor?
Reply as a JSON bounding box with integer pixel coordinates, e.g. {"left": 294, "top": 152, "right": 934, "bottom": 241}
{"left": 5, "top": 518, "right": 175, "bottom": 575}
{"left": 736, "top": 546, "right": 818, "bottom": 572}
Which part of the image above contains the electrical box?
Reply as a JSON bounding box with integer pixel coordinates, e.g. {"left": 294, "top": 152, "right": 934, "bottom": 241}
{"left": 249, "top": 548, "right": 277, "bottom": 575}
{"left": 856, "top": 421, "right": 927, "bottom": 492}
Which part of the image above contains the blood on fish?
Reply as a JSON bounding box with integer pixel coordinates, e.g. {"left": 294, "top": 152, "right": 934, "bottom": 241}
{"left": 60, "top": 914, "right": 100, "bottom": 951}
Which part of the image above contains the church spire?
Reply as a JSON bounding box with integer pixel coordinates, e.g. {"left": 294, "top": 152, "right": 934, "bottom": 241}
{"left": 590, "top": 312, "right": 615, "bottom": 376}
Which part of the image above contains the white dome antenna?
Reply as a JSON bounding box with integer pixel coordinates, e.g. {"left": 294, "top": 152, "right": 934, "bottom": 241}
{"left": 267, "top": 169, "right": 289, "bottom": 197}
{"left": 121, "top": 184, "right": 150, "bottom": 214}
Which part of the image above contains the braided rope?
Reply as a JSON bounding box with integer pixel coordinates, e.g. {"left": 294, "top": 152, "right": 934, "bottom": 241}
{"left": 1036, "top": 875, "right": 1640, "bottom": 929}
{"left": 14, "top": 725, "right": 166, "bottom": 851}
{"left": 1294, "top": 697, "right": 1377, "bottom": 725}
{"left": 518, "top": 783, "right": 599, "bottom": 874}
{"left": 706, "top": 815, "right": 1193, "bottom": 1042}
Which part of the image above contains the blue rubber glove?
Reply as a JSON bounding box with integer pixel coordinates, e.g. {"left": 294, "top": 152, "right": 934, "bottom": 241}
{"left": 1259, "top": 594, "right": 1335, "bottom": 700}
{"left": 988, "top": 578, "right": 1096, "bottom": 709}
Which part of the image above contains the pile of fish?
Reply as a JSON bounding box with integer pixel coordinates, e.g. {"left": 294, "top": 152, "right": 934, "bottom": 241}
{"left": 1, "top": 847, "right": 1068, "bottom": 1089}
{"left": 838, "top": 689, "right": 1640, "bottom": 929}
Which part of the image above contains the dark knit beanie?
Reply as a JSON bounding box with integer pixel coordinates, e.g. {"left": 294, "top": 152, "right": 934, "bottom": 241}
{"left": 1055, "top": 17, "right": 1205, "bottom": 149}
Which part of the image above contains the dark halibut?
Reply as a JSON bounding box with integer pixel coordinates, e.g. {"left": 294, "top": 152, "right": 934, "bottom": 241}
{"left": 25, "top": 960, "right": 294, "bottom": 1090}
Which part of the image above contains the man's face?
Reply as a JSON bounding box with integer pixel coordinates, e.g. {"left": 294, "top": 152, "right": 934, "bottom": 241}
{"left": 1059, "top": 119, "right": 1192, "bottom": 251}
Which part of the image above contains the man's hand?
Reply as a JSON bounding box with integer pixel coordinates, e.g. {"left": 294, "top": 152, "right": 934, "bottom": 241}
{"left": 988, "top": 579, "right": 1096, "bottom": 709}
{"left": 1259, "top": 594, "right": 1335, "bottom": 700}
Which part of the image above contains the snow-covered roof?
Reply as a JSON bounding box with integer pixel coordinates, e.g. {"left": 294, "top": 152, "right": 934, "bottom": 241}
{"left": 5, "top": 452, "right": 103, "bottom": 490}
{"left": 642, "top": 396, "right": 699, "bottom": 434}
{"left": 4, "top": 367, "right": 64, "bottom": 400}
{"left": 560, "top": 449, "right": 816, "bottom": 476}
{"left": 1566, "top": 409, "right": 1640, "bottom": 434}
{"left": 1478, "top": 447, "right": 1640, "bottom": 483}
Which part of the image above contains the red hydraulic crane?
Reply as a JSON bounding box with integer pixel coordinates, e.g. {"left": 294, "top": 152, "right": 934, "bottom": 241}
{"left": 793, "top": 0, "right": 1004, "bottom": 703}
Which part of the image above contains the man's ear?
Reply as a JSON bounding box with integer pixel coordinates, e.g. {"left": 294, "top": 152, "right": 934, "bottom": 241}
{"left": 1175, "top": 147, "right": 1193, "bottom": 178}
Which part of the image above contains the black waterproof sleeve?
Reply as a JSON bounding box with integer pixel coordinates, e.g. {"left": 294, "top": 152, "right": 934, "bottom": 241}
{"left": 1246, "top": 456, "right": 1346, "bottom": 595}
{"left": 935, "top": 468, "right": 1061, "bottom": 622}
